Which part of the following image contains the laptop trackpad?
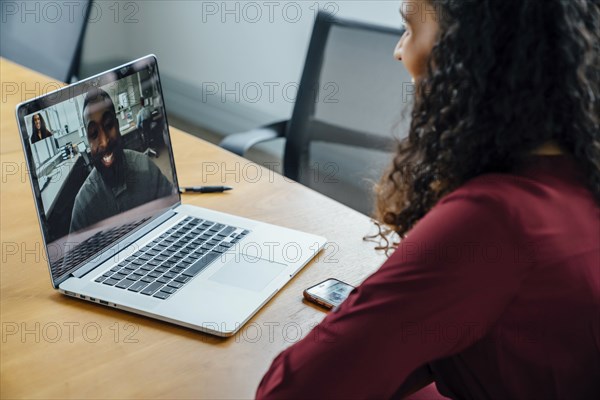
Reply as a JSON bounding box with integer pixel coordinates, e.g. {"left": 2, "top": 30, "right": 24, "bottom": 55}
{"left": 209, "top": 255, "right": 287, "bottom": 292}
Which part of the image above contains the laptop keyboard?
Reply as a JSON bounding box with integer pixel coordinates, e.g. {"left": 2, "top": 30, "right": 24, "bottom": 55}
{"left": 94, "top": 216, "right": 249, "bottom": 300}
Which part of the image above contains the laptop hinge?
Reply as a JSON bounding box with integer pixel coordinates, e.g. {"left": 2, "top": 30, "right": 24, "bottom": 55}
{"left": 69, "top": 210, "right": 178, "bottom": 280}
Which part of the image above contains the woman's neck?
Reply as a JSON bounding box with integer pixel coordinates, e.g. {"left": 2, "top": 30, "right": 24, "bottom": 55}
{"left": 531, "top": 140, "right": 564, "bottom": 156}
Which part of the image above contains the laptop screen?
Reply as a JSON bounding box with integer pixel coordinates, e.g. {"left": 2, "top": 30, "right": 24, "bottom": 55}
{"left": 16, "top": 56, "right": 180, "bottom": 286}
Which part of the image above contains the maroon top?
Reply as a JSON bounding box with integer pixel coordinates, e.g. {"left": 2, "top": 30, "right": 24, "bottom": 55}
{"left": 256, "top": 155, "right": 600, "bottom": 399}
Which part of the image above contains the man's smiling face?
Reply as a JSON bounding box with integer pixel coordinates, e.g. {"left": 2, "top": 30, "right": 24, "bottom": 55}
{"left": 83, "top": 90, "right": 124, "bottom": 186}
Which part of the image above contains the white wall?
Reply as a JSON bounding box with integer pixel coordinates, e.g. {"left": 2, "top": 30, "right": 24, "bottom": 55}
{"left": 80, "top": 1, "right": 403, "bottom": 134}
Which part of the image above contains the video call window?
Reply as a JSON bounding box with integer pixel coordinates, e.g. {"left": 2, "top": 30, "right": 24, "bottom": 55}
{"left": 25, "top": 69, "right": 177, "bottom": 245}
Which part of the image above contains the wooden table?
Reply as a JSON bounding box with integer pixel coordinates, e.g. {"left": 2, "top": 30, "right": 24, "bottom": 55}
{"left": 0, "top": 58, "right": 388, "bottom": 399}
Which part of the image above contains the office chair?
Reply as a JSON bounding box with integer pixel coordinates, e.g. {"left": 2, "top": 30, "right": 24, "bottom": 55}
{"left": 220, "top": 11, "right": 412, "bottom": 215}
{"left": 0, "top": 0, "right": 92, "bottom": 83}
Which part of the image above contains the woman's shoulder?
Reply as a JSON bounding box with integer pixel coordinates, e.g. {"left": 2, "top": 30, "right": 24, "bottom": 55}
{"left": 443, "top": 155, "right": 591, "bottom": 205}
{"left": 439, "top": 172, "right": 533, "bottom": 208}
{"left": 436, "top": 158, "right": 598, "bottom": 237}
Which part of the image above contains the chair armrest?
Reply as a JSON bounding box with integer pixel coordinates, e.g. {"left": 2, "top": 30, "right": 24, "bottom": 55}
{"left": 219, "top": 120, "right": 288, "bottom": 156}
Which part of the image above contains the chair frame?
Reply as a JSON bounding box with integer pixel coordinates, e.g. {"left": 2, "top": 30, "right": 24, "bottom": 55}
{"left": 0, "top": 0, "right": 93, "bottom": 83}
{"left": 220, "top": 11, "right": 404, "bottom": 182}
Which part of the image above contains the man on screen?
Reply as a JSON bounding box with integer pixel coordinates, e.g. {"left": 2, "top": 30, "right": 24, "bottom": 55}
{"left": 70, "top": 87, "right": 174, "bottom": 233}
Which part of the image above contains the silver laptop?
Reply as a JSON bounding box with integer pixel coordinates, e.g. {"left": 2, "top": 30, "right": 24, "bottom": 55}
{"left": 16, "top": 55, "right": 326, "bottom": 337}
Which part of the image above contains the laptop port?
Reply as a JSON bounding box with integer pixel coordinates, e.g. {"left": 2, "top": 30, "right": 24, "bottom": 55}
{"left": 79, "top": 295, "right": 86, "bottom": 299}
{"left": 89, "top": 297, "right": 96, "bottom": 302}
{"left": 99, "top": 300, "right": 109, "bottom": 305}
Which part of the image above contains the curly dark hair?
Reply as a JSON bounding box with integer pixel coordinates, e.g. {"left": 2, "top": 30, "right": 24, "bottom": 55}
{"left": 370, "top": 0, "right": 600, "bottom": 252}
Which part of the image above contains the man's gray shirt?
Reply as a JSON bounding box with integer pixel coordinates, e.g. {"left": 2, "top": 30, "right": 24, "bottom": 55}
{"left": 70, "top": 149, "right": 174, "bottom": 233}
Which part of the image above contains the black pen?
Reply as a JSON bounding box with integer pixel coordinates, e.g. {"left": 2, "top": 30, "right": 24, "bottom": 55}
{"left": 179, "top": 186, "right": 233, "bottom": 194}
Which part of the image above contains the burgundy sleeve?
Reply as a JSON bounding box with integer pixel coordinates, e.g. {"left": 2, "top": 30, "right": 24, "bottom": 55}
{"left": 256, "top": 191, "right": 532, "bottom": 399}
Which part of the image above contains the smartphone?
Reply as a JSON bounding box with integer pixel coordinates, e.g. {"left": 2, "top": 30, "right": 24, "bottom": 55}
{"left": 303, "top": 278, "right": 355, "bottom": 310}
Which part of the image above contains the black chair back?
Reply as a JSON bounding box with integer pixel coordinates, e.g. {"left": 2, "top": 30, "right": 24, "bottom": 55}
{"left": 283, "top": 11, "right": 412, "bottom": 214}
{"left": 0, "top": 0, "right": 92, "bottom": 82}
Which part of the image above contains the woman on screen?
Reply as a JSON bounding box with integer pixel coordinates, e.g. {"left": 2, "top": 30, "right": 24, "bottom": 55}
{"left": 30, "top": 113, "right": 53, "bottom": 143}
{"left": 257, "top": 0, "right": 600, "bottom": 398}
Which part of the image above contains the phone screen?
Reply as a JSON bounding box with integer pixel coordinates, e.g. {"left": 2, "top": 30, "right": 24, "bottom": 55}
{"left": 305, "top": 279, "right": 354, "bottom": 308}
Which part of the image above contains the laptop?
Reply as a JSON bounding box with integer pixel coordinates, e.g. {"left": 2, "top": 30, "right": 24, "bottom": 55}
{"left": 16, "top": 55, "right": 326, "bottom": 337}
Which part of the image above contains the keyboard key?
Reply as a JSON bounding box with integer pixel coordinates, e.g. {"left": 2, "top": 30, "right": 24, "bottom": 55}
{"left": 182, "top": 253, "right": 220, "bottom": 277}
{"left": 221, "top": 226, "right": 235, "bottom": 235}
{"left": 148, "top": 271, "right": 161, "bottom": 278}
{"left": 153, "top": 291, "right": 171, "bottom": 300}
{"left": 128, "top": 281, "right": 148, "bottom": 292}
{"left": 157, "top": 277, "right": 170, "bottom": 284}
{"left": 161, "top": 259, "right": 178, "bottom": 268}
{"left": 174, "top": 275, "right": 191, "bottom": 283}
{"left": 164, "top": 272, "right": 177, "bottom": 279}
{"left": 155, "top": 266, "right": 169, "bottom": 273}
{"left": 140, "top": 264, "right": 153, "bottom": 271}
{"left": 167, "top": 281, "right": 184, "bottom": 288}
{"left": 116, "top": 279, "right": 136, "bottom": 289}
{"left": 94, "top": 276, "right": 107, "bottom": 283}
{"left": 161, "top": 286, "right": 177, "bottom": 294}
{"left": 103, "top": 278, "right": 120, "bottom": 286}
{"left": 141, "top": 282, "right": 164, "bottom": 295}
{"left": 141, "top": 276, "right": 154, "bottom": 283}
